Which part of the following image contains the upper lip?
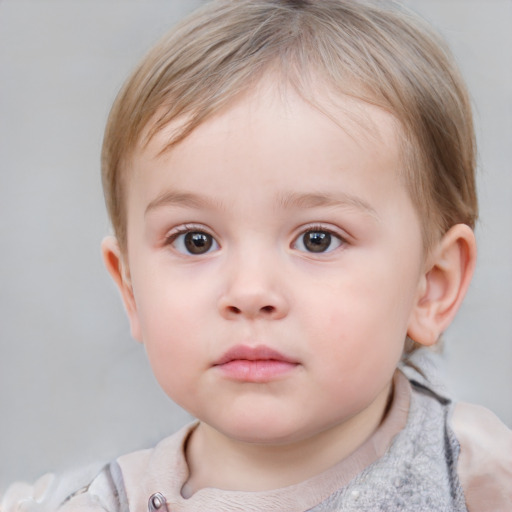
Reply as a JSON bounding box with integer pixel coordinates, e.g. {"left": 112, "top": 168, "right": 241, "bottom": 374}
{"left": 214, "top": 344, "right": 297, "bottom": 366}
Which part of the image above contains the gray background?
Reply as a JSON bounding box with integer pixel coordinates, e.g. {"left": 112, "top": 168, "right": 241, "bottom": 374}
{"left": 0, "top": 0, "right": 511, "bottom": 488}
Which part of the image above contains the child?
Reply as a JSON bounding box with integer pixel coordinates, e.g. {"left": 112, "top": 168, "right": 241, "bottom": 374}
{"left": 2, "top": 0, "right": 511, "bottom": 510}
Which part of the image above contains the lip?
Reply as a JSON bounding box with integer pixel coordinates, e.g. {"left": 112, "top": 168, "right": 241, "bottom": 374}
{"left": 213, "top": 344, "right": 299, "bottom": 383}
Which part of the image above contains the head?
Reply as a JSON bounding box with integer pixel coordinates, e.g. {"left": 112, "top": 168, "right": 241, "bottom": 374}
{"left": 101, "top": 0, "right": 477, "bottom": 444}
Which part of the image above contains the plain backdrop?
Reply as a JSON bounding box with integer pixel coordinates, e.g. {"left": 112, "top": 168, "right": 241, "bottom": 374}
{"left": 0, "top": 0, "right": 511, "bottom": 488}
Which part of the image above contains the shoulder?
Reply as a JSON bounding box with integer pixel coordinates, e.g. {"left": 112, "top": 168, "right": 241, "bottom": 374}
{"left": 0, "top": 463, "right": 109, "bottom": 512}
{"left": 0, "top": 425, "right": 194, "bottom": 512}
{"left": 1, "top": 461, "right": 138, "bottom": 512}
{"left": 451, "top": 402, "right": 512, "bottom": 512}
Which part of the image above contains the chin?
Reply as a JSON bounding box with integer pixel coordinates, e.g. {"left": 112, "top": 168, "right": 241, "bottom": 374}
{"left": 213, "top": 416, "right": 314, "bottom": 446}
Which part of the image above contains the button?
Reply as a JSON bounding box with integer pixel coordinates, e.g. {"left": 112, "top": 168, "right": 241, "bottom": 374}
{"left": 148, "top": 492, "right": 169, "bottom": 512}
{"left": 351, "top": 490, "right": 360, "bottom": 500}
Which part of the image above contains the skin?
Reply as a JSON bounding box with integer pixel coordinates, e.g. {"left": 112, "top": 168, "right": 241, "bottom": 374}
{"left": 103, "top": 79, "right": 476, "bottom": 494}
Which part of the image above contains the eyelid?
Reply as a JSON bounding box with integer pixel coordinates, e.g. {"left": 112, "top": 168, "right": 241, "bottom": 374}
{"left": 295, "top": 223, "right": 348, "bottom": 241}
{"left": 165, "top": 222, "right": 216, "bottom": 238}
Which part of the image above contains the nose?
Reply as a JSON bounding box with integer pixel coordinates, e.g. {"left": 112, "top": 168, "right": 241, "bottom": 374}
{"left": 217, "top": 253, "right": 289, "bottom": 320}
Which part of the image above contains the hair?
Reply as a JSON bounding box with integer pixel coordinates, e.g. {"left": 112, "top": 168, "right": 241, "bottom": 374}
{"left": 102, "top": 0, "right": 477, "bottom": 260}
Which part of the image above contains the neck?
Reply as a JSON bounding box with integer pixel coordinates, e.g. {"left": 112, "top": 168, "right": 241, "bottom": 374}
{"left": 182, "top": 383, "right": 392, "bottom": 497}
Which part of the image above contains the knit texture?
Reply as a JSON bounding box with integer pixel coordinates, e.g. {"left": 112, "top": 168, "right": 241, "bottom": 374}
{"left": 308, "top": 381, "right": 467, "bottom": 511}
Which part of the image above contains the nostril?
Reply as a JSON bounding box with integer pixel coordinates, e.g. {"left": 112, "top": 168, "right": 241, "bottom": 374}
{"left": 225, "top": 305, "right": 275, "bottom": 315}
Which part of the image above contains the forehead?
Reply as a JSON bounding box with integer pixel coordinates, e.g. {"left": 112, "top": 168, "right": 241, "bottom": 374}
{"left": 131, "top": 80, "right": 404, "bottom": 187}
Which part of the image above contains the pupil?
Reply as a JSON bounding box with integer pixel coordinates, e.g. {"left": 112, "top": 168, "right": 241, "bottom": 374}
{"left": 304, "top": 231, "right": 331, "bottom": 252}
{"left": 184, "top": 232, "right": 212, "bottom": 254}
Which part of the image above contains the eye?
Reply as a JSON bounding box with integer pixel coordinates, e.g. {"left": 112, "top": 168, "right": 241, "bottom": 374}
{"left": 294, "top": 229, "right": 343, "bottom": 253}
{"left": 168, "top": 229, "right": 219, "bottom": 255}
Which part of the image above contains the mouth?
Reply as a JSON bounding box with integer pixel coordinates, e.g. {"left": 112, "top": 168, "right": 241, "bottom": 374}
{"left": 213, "top": 344, "right": 299, "bottom": 383}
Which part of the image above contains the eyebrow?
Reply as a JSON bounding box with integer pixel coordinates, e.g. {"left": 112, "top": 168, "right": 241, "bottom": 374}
{"left": 145, "top": 190, "right": 226, "bottom": 216}
{"left": 145, "top": 189, "right": 378, "bottom": 219}
{"left": 275, "top": 191, "right": 379, "bottom": 218}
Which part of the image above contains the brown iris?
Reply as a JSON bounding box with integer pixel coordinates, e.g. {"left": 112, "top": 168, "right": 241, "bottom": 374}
{"left": 184, "top": 232, "right": 213, "bottom": 254}
{"left": 302, "top": 231, "right": 332, "bottom": 253}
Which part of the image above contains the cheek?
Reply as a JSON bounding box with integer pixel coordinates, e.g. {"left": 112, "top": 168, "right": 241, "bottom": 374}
{"left": 134, "top": 263, "right": 204, "bottom": 328}
{"left": 142, "top": 315, "right": 202, "bottom": 408}
{"left": 304, "top": 263, "right": 414, "bottom": 362}
{"left": 133, "top": 283, "right": 197, "bottom": 370}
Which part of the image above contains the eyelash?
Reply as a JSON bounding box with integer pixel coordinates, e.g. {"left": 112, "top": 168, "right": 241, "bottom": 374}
{"left": 164, "top": 224, "right": 347, "bottom": 256}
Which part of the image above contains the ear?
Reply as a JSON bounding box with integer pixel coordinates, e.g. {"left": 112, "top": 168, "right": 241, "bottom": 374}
{"left": 407, "top": 224, "right": 476, "bottom": 347}
{"left": 101, "top": 236, "right": 143, "bottom": 342}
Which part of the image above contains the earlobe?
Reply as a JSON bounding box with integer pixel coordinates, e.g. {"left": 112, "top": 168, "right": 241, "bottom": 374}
{"left": 101, "top": 236, "right": 143, "bottom": 342}
{"left": 407, "top": 224, "right": 477, "bottom": 347}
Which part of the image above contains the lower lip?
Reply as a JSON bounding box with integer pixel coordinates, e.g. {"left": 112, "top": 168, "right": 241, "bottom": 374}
{"left": 216, "top": 360, "right": 298, "bottom": 382}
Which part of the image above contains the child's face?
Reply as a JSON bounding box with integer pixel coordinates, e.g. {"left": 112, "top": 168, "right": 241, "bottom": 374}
{"left": 119, "top": 82, "right": 426, "bottom": 445}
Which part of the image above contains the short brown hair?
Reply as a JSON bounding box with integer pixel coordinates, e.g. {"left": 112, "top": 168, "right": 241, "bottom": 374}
{"left": 102, "top": 0, "right": 477, "bottom": 253}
